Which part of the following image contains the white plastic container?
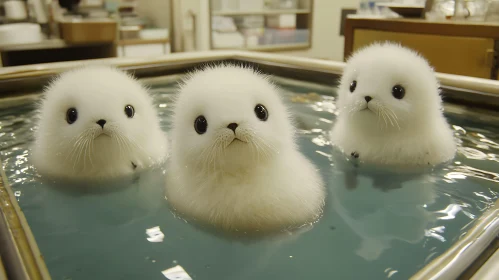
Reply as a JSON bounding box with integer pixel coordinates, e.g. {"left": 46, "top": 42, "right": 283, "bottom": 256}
{"left": 239, "top": 0, "right": 264, "bottom": 10}
{"left": 211, "top": 0, "right": 239, "bottom": 11}
{"left": 240, "top": 28, "right": 265, "bottom": 47}
{"left": 234, "top": 15, "right": 265, "bottom": 29}
{"left": 4, "top": 0, "right": 28, "bottom": 20}
{"left": 212, "top": 0, "right": 265, "bottom": 11}
{"left": 212, "top": 31, "right": 244, "bottom": 49}
{"left": 0, "top": 23, "right": 43, "bottom": 45}
{"left": 267, "top": 14, "right": 297, "bottom": 28}
{"left": 259, "top": 28, "right": 309, "bottom": 45}
{"left": 118, "top": 43, "right": 170, "bottom": 58}
{"left": 139, "top": 28, "right": 169, "bottom": 40}
{"left": 268, "top": 0, "right": 298, "bottom": 9}
{"left": 212, "top": 16, "right": 238, "bottom": 32}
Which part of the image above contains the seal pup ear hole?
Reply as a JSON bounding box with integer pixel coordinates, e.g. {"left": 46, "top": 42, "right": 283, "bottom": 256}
{"left": 124, "top": 105, "right": 135, "bottom": 118}
{"left": 66, "top": 108, "right": 78, "bottom": 124}
{"left": 349, "top": 80, "right": 357, "bottom": 93}
{"left": 194, "top": 115, "right": 208, "bottom": 134}
{"left": 254, "top": 104, "right": 269, "bottom": 121}
{"left": 391, "top": 85, "right": 406, "bottom": 99}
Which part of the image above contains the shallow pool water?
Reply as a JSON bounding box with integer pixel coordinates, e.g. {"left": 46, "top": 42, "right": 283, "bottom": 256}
{"left": 1, "top": 76, "right": 499, "bottom": 280}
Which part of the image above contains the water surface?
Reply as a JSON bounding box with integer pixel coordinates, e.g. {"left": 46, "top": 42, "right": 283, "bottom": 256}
{"left": 0, "top": 76, "right": 498, "bottom": 279}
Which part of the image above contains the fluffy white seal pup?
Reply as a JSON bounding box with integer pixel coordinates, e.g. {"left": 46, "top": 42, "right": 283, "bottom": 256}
{"left": 331, "top": 43, "right": 456, "bottom": 167}
{"left": 166, "top": 65, "right": 325, "bottom": 233}
{"left": 32, "top": 66, "right": 168, "bottom": 179}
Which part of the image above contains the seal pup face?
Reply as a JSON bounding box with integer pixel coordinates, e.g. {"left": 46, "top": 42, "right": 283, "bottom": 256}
{"left": 34, "top": 66, "right": 164, "bottom": 175}
{"left": 338, "top": 43, "right": 442, "bottom": 133}
{"left": 172, "top": 65, "right": 294, "bottom": 171}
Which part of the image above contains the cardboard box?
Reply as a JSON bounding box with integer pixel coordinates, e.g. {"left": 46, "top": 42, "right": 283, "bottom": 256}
{"left": 59, "top": 18, "right": 117, "bottom": 44}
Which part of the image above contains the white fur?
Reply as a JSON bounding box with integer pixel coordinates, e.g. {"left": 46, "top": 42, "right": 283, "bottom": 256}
{"left": 32, "top": 66, "right": 168, "bottom": 179}
{"left": 166, "top": 65, "right": 325, "bottom": 232}
{"left": 331, "top": 43, "right": 456, "bottom": 166}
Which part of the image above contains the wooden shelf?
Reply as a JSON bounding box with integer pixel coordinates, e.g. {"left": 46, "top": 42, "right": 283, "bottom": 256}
{"left": 0, "top": 39, "right": 114, "bottom": 52}
{"left": 80, "top": 4, "right": 103, "bottom": 8}
{"left": 119, "top": 4, "right": 138, "bottom": 9}
{"left": 212, "top": 9, "right": 310, "bottom": 16}
{"left": 118, "top": 38, "right": 169, "bottom": 46}
{"left": 213, "top": 42, "right": 310, "bottom": 51}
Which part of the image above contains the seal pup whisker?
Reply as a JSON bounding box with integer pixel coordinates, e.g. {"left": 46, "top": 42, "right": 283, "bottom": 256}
{"left": 64, "top": 132, "right": 84, "bottom": 166}
{"left": 74, "top": 130, "right": 93, "bottom": 170}
{"left": 112, "top": 131, "right": 127, "bottom": 160}
{"left": 380, "top": 108, "right": 389, "bottom": 129}
{"left": 73, "top": 137, "right": 86, "bottom": 172}
{"left": 382, "top": 107, "right": 395, "bottom": 128}
{"left": 386, "top": 107, "right": 401, "bottom": 130}
{"left": 251, "top": 137, "right": 270, "bottom": 162}
{"left": 82, "top": 136, "right": 91, "bottom": 170}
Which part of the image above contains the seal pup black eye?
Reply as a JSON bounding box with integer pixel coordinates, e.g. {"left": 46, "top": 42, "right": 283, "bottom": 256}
{"left": 194, "top": 115, "right": 208, "bottom": 134}
{"left": 350, "top": 80, "right": 357, "bottom": 93}
{"left": 66, "top": 108, "right": 78, "bottom": 124}
{"left": 392, "top": 85, "right": 405, "bottom": 99}
{"left": 254, "top": 104, "right": 268, "bottom": 121}
{"left": 125, "top": 105, "right": 135, "bottom": 118}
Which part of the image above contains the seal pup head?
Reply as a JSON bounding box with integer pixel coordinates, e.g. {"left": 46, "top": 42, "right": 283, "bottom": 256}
{"left": 32, "top": 66, "right": 167, "bottom": 179}
{"left": 338, "top": 43, "right": 443, "bottom": 133}
{"left": 172, "top": 65, "right": 295, "bottom": 172}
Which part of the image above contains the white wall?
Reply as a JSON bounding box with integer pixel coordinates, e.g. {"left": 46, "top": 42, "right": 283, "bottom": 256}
{"left": 172, "top": 0, "right": 211, "bottom": 52}
{"left": 283, "top": 0, "right": 360, "bottom": 61}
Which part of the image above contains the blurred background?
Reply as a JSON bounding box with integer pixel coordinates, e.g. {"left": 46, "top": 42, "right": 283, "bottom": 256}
{"left": 0, "top": 0, "right": 498, "bottom": 79}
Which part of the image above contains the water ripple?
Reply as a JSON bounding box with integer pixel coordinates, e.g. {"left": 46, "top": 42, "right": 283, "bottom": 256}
{"left": 1, "top": 81, "right": 499, "bottom": 280}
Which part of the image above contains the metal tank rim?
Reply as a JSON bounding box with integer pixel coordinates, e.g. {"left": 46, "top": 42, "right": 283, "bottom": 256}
{"left": 0, "top": 50, "right": 498, "bottom": 280}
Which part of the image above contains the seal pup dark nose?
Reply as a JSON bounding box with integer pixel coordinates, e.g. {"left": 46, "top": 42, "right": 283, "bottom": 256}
{"left": 96, "top": 119, "right": 106, "bottom": 128}
{"left": 227, "top": 123, "right": 238, "bottom": 132}
{"left": 364, "top": 96, "right": 372, "bottom": 103}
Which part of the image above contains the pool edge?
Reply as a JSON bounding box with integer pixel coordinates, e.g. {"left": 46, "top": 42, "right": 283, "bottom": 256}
{"left": 0, "top": 51, "right": 498, "bottom": 279}
{"left": 0, "top": 161, "right": 52, "bottom": 280}
{"left": 411, "top": 201, "right": 499, "bottom": 280}
{"left": 1, "top": 50, "right": 499, "bottom": 97}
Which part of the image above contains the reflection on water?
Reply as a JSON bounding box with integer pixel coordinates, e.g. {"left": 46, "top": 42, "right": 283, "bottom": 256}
{"left": 330, "top": 174, "right": 437, "bottom": 262}
{"left": 162, "top": 265, "right": 192, "bottom": 280}
{"left": 146, "top": 226, "right": 165, "bottom": 243}
{"left": 0, "top": 78, "right": 499, "bottom": 279}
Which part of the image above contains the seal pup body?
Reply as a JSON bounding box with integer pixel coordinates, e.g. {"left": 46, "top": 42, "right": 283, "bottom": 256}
{"left": 166, "top": 65, "right": 325, "bottom": 232}
{"left": 331, "top": 43, "right": 456, "bottom": 167}
{"left": 32, "top": 66, "right": 168, "bottom": 179}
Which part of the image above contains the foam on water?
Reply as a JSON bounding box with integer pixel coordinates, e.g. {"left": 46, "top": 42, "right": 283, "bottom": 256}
{"left": 0, "top": 77, "right": 498, "bottom": 280}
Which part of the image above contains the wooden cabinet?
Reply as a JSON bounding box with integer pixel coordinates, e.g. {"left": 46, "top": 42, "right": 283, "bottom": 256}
{"left": 344, "top": 18, "right": 499, "bottom": 80}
